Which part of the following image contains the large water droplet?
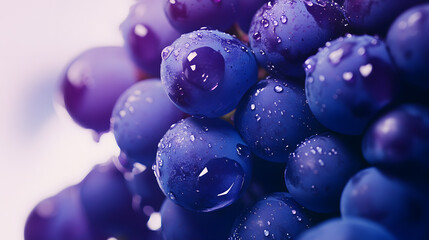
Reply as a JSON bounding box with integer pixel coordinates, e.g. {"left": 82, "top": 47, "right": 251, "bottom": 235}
{"left": 274, "top": 85, "right": 283, "bottom": 93}
{"left": 359, "top": 63, "right": 373, "bottom": 77}
{"left": 183, "top": 47, "right": 225, "bottom": 91}
{"left": 196, "top": 158, "right": 245, "bottom": 211}
{"left": 280, "top": 15, "right": 288, "bottom": 24}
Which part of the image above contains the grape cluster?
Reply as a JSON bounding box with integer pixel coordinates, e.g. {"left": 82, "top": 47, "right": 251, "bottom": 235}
{"left": 26, "top": 0, "right": 429, "bottom": 240}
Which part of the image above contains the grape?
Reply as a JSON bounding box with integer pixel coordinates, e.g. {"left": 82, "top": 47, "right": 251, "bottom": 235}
{"left": 160, "top": 199, "right": 243, "bottom": 240}
{"left": 121, "top": 0, "right": 181, "bottom": 77}
{"left": 153, "top": 117, "right": 252, "bottom": 212}
{"left": 111, "top": 79, "right": 185, "bottom": 166}
{"left": 305, "top": 35, "right": 398, "bottom": 135}
{"left": 24, "top": 185, "right": 103, "bottom": 240}
{"left": 297, "top": 218, "right": 396, "bottom": 240}
{"left": 163, "top": 0, "right": 238, "bottom": 33}
{"left": 123, "top": 161, "right": 166, "bottom": 215}
{"left": 229, "top": 192, "right": 316, "bottom": 240}
{"left": 387, "top": 4, "right": 429, "bottom": 89}
{"left": 362, "top": 104, "right": 429, "bottom": 180}
{"left": 80, "top": 161, "right": 156, "bottom": 239}
{"left": 59, "top": 46, "right": 140, "bottom": 134}
{"left": 285, "top": 133, "right": 364, "bottom": 213}
{"left": 249, "top": 0, "right": 348, "bottom": 78}
{"left": 234, "top": 78, "right": 324, "bottom": 163}
{"left": 161, "top": 29, "right": 258, "bottom": 117}
{"left": 344, "top": 0, "right": 426, "bottom": 35}
{"left": 341, "top": 167, "right": 429, "bottom": 240}
{"left": 236, "top": 0, "right": 268, "bottom": 33}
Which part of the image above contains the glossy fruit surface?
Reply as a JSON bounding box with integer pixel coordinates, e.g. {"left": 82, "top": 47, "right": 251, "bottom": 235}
{"left": 249, "top": 0, "right": 348, "bottom": 78}
{"left": 161, "top": 29, "right": 258, "bottom": 117}
{"left": 154, "top": 117, "right": 252, "bottom": 212}
{"left": 229, "top": 192, "right": 315, "bottom": 240}
{"left": 60, "top": 46, "right": 140, "bottom": 134}
{"left": 121, "top": 0, "right": 181, "bottom": 77}
{"left": 362, "top": 104, "right": 429, "bottom": 178}
{"left": 285, "top": 133, "right": 364, "bottom": 213}
{"left": 298, "top": 218, "right": 396, "bottom": 240}
{"left": 305, "top": 35, "right": 398, "bottom": 135}
{"left": 387, "top": 3, "right": 429, "bottom": 89}
{"left": 235, "top": 78, "right": 323, "bottom": 163}
{"left": 111, "top": 79, "right": 185, "bottom": 166}
{"left": 164, "top": 0, "right": 238, "bottom": 33}
{"left": 341, "top": 167, "right": 429, "bottom": 240}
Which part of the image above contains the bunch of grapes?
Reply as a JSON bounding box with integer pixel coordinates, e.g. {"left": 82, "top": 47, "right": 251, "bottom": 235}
{"left": 25, "top": 0, "right": 429, "bottom": 239}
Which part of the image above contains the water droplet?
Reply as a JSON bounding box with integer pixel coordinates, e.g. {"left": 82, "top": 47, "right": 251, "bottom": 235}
{"left": 250, "top": 104, "right": 256, "bottom": 110}
{"left": 253, "top": 31, "right": 261, "bottom": 41}
{"left": 357, "top": 47, "right": 366, "bottom": 56}
{"left": 276, "top": 36, "right": 282, "bottom": 43}
{"left": 255, "top": 114, "right": 261, "bottom": 122}
{"left": 261, "top": 19, "right": 269, "bottom": 28}
{"left": 342, "top": 72, "right": 353, "bottom": 81}
{"left": 119, "top": 110, "right": 126, "bottom": 117}
{"left": 168, "top": 192, "right": 176, "bottom": 200}
{"left": 318, "top": 159, "right": 324, "bottom": 166}
{"left": 280, "top": 15, "right": 288, "bottom": 24}
{"left": 274, "top": 85, "right": 283, "bottom": 93}
{"left": 328, "top": 48, "right": 344, "bottom": 65}
{"left": 190, "top": 135, "right": 195, "bottom": 142}
{"left": 264, "top": 230, "right": 270, "bottom": 237}
{"left": 292, "top": 209, "right": 297, "bottom": 215}
{"left": 161, "top": 46, "right": 172, "bottom": 60}
{"left": 359, "top": 63, "right": 373, "bottom": 77}
{"left": 134, "top": 24, "right": 148, "bottom": 37}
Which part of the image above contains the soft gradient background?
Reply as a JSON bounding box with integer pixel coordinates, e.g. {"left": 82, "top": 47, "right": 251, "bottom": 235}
{"left": 0, "top": 0, "right": 137, "bottom": 238}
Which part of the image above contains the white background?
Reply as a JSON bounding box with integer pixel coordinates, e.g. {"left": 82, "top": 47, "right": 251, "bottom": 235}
{"left": 0, "top": 0, "right": 136, "bottom": 238}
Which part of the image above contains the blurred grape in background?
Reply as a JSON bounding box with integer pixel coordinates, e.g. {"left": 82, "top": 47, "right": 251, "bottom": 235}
{"left": 0, "top": 1, "right": 137, "bottom": 239}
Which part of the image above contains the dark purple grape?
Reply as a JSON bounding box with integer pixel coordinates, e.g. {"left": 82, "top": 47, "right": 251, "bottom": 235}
{"left": 160, "top": 199, "right": 243, "bottom": 240}
{"left": 120, "top": 0, "right": 181, "bottom": 77}
{"left": 123, "top": 161, "right": 166, "bottom": 214}
{"left": 344, "top": 0, "right": 426, "bottom": 35}
{"left": 80, "top": 161, "right": 155, "bottom": 239}
{"left": 237, "top": 0, "right": 268, "bottom": 33}
{"left": 285, "top": 133, "right": 364, "bottom": 213}
{"left": 249, "top": 0, "right": 349, "bottom": 78}
{"left": 164, "top": 0, "right": 238, "bottom": 33}
{"left": 234, "top": 78, "right": 324, "bottom": 163}
{"left": 161, "top": 29, "right": 258, "bottom": 117}
{"left": 387, "top": 4, "right": 429, "bottom": 89}
{"left": 59, "top": 47, "right": 140, "bottom": 134}
{"left": 111, "top": 79, "right": 185, "bottom": 166}
{"left": 24, "top": 185, "right": 103, "bottom": 240}
{"left": 298, "top": 218, "right": 396, "bottom": 240}
{"left": 153, "top": 117, "right": 252, "bottom": 212}
{"left": 341, "top": 167, "right": 429, "bottom": 240}
{"left": 305, "top": 35, "right": 398, "bottom": 135}
{"left": 362, "top": 104, "right": 429, "bottom": 180}
{"left": 229, "top": 192, "right": 316, "bottom": 240}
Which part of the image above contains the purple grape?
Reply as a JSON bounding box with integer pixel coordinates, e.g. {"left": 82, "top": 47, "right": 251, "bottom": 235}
{"left": 80, "top": 161, "right": 155, "bottom": 239}
{"left": 344, "top": 0, "right": 426, "bottom": 35}
{"left": 111, "top": 79, "right": 185, "bottom": 166}
{"left": 305, "top": 35, "right": 399, "bottom": 135}
{"left": 160, "top": 199, "right": 243, "bottom": 240}
{"left": 24, "top": 185, "right": 103, "bottom": 240}
{"left": 120, "top": 0, "right": 181, "bottom": 77}
{"left": 387, "top": 3, "right": 429, "bottom": 89}
{"left": 285, "top": 133, "right": 364, "bottom": 213}
{"left": 249, "top": 0, "right": 349, "bottom": 78}
{"left": 161, "top": 29, "right": 258, "bottom": 117}
{"left": 362, "top": 104, "right": 429, "bottom": 180}
{"left": 163, "top": 0, "right": 238, "bottom": 33}
{"left": 153, "top": 117, "right": 252, "bottom": 212}
{"left": 341, "top": 167, "right": 429, "bottom": 240}
{"left": 298, "top": 218, "right": 396, "bottom": 240}
{"left": 234, "top": 78, "right": 324, "bottom": 163}
{"left": 59, "top": 46, "right": 140, "bottom": 134}
{"left": 229, "top": 192, "right": 316, "bottom": 240}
